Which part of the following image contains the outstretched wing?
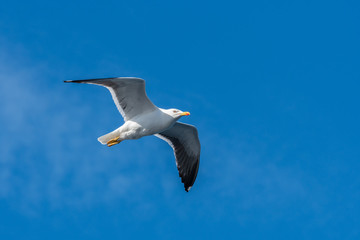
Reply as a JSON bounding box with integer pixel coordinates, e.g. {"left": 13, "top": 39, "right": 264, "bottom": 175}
{"left": 64, "top": 77, "right": 157, "bottom": 121}
{"left": 155, "top": 122, "right": 200, "bottom": 192}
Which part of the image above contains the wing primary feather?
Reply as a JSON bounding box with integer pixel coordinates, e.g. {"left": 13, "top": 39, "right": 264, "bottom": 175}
{"left": 155, "top": 122, "right": 200, "bottom": 192}
{"left": 64, "top": 77, "right": 139, "bottom": 83}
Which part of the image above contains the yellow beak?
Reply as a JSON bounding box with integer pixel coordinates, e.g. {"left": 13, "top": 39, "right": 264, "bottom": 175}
{"left": 180, "top": 111, "right": 190, "bottom": 116}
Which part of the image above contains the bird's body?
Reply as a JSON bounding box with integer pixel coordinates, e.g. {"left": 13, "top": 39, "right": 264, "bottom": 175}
{"left": 99, "top": 108, "right": 175, "bottom": 142}
{"left": 65, "top": 77, "right": 200, "bottom": 192}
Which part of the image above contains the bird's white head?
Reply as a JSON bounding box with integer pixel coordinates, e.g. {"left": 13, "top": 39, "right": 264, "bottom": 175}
{"left": 163, "top": 108, "right": 190, "bottom": 119}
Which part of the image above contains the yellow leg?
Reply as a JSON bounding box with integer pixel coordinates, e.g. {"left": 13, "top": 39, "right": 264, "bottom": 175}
{"left": 107, "top": 137, "right": 122, "bottom": 147}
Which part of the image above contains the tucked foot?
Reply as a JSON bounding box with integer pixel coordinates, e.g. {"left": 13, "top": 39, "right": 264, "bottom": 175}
{"left": 107, "top": 137, "right": 121, "bottom": 147}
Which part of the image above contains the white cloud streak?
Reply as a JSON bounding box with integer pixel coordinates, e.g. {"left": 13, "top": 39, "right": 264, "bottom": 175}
{"left": 0, "top": 43, "right": 157, "bottom": 213}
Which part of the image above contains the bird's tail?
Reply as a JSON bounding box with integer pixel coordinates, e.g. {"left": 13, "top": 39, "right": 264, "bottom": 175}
{"left": 98, "top": 129, "right": 120, "bottom": 145}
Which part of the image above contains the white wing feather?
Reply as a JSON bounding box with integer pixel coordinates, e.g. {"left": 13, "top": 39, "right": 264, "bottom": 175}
{"left": 65, "top": 77, "right": 157, "bottom": 121}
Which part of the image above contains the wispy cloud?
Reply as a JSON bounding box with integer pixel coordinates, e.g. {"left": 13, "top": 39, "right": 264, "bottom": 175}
{"left": 0, "top": 43, "right": 157, "bottom": 213}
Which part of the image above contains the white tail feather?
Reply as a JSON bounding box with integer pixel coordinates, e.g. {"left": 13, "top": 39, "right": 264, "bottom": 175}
{"left": 98, "top": 129, "right": 120, "bottom": 145}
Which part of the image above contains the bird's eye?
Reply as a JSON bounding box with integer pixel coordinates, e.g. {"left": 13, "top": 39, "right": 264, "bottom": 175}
{"left": 173, "top": 110, "right": 178, "bottom": 113}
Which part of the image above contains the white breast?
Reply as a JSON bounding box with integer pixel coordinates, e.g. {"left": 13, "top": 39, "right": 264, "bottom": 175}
{"left": 121, "top": 110, "right": 175, "bottom": 139}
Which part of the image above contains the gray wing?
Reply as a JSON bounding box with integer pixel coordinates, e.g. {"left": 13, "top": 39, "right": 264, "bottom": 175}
{"left": 155, "top": 122, "right": 200, "bottom": 192}
{"left": 64, "top": 77, "right": 157, "bottom": 121}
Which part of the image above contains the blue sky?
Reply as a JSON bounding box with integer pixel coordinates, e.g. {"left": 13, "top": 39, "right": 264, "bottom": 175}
{"left": 0, "top": 0, "right": 359, "bottom": 239}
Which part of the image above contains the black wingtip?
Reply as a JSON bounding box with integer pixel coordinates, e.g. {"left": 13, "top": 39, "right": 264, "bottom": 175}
{"left": 64, "top": 79, "right": 86, "bottom": 83}
{"left": 64, "top": 77, "right": 120, "bottom": 83}
{"left": 64, "top": 77, "right": 145, "bottom": 84}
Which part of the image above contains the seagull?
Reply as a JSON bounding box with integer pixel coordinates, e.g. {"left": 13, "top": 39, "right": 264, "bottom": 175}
{"left": 64, "top": 77, "right": 200, "bottom": 192}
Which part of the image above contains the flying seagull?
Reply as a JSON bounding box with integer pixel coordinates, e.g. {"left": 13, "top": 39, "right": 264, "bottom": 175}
{"left": 64, "top": 77, "right": 200, "bottom": 192}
